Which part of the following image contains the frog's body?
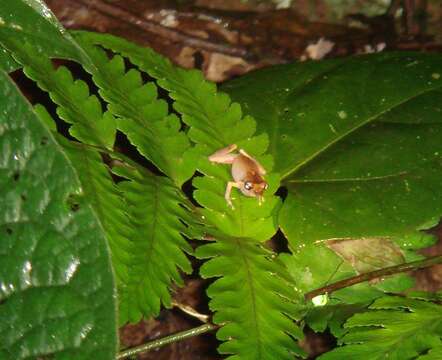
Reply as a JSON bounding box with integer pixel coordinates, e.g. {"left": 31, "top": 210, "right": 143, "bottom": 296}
{"left": 208, "top": 144, "right": 267, "bottom": 207}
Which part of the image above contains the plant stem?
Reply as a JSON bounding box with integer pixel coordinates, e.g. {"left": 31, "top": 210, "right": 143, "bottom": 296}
{"left": 305, "top": 254, "right": 442, "bottom": 301}
{"left": 116, "top": 323, "right": 219, "bottom": 359}
{"left": 171, "top": 300, "right": 210, "bottom": 323}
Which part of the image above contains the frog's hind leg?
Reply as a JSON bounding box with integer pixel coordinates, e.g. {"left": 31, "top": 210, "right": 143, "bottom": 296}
{"left": 208, "top": 144, "right": 238, "bottom": 164}
{"left": 238, "top": 149, "right": 266, "bottom": 175}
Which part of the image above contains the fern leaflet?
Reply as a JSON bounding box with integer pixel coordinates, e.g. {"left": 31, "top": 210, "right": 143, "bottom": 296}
{"left": 319, "top": 295, "right": 442, "bottom": 360}
{"left": 7, "top": 43, "right": 116, "bottom": 150}
{"left": 112, "top": 164, "right": 193, "bottom": 324}
{"left": 74, "top": 38, "right": 196, "bottom": 185}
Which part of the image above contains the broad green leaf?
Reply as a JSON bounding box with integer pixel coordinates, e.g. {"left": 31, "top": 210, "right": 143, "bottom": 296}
{"left": 0, "top": 0, "right": 91, "bottom": 67}
{"left": 223, "top": 53, "right": 442, "bottom": 248}
{"left": 319, "top": 296, "right": 442, "bottom": 360}
{"left": 0, "top": 46, "right": 19, "bottom": 72}
{"left": 0, "top": 71, "right": 117, "bottom": 359}
{"left": 112, "top": 165, "right": 193, "bottom": 324}
{"left": 197, "top": 236, "right": 305, "bottom": 359}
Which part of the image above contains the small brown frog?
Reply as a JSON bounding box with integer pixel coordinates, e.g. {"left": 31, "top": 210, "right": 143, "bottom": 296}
{"left": 208, "top": 144, "right": 268, "bottom": 208}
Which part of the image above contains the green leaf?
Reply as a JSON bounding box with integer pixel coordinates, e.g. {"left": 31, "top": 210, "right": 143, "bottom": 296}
{"left": 319, "top": 296, "right": 442, "bottom": 360}
{"left": 0, "top": 46, "right": 19, "bottom": 72}
{"left": 7, "top": 43, "right": 116, "bottom": 149}
{"left": 73, "top": 37, "right": 196, "bottom": 185}
{"left": 112, "top": 165, "right": 193, "bottom": 324}
{"left": 79, "top": 32, "right": 303, "bottom": 358}
{"left": 0, "top": 0, "right": 92, "bottom": 67}
{"left": 54, "top": 138, "right": 132, "bottom": 294}
{"left": 282, "top": 244, "right": 355, "bottom": 295}
{"left": 417, "top": 344, "right": 442, "bottom": 359}
{"left": 305, "top": 303, "right": 368, "bottom": 339}
{"left": 0, "top": 71, "right": 117, "bottom": 359}
{"left": 196, "top": 236, "right": 305, "bottom": 359}
{"left": 282, "top": 239, "right": 413, "bottom": 310}
{"left": 222, "top": 53, "right": 442, "bottom": 247}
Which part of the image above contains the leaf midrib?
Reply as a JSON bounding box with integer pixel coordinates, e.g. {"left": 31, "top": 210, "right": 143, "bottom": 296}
{"left": 236, "top": 238, "right": 263, "bottom": 358}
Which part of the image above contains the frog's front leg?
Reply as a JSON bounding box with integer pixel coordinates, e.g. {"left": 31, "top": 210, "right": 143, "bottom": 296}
{"left": 225, "top": 181, "right": 242, "bottom": 208}
{"left": 208, "top": 144, "right": 238, "bottom": 164}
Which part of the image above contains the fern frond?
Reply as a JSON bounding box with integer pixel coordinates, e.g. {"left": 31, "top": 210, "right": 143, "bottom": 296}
{"left": 8, "top": 43, "right": 116, "bottom": 149}
{"left": 74, "top": 39, "right": 196, "bottom": 185}
{"left": 55, "top": 137, "right": 132, "bottom": 280}
{"left": 73, "top": 31, "right": 268, "bottom": 156}
{"left": 112, "top": 164, "right": 193, "bottom": 324}
{"left": 197, "top": 236, "right": 305, "bottom": 359}
{"left": 417, "top": 344, "right": 442, "bottom": 359}
{"left": 319, "top": 296, "right": 442, "bottom": 360}
{"left": 10, "top": 39, "right": 199, "bottom": 325}
{"left": 77, "top": 32, "right": 305, "bottom": 357}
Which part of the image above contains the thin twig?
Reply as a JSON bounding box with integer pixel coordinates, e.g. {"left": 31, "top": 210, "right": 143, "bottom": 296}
{"left": 305, "top": 254, "right": 442, "bottom": 301}
{"left": 171, "top": 300, "right": 210, "bottom": 323}
{"left": 74, "top": 0, "right": 251, "bottom": 58}
{"left": 116, "top": 323, "right": 219, "bottom": 359}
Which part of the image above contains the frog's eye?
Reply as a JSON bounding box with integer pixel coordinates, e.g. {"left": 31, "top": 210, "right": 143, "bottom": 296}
{"left": 244, "top": 181, "right": 253, "bottom": 190}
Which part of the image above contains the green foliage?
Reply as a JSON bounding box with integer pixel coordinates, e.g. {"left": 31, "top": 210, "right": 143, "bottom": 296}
{"left": 77, "top": 31, "right": 305, "bottom": 357}
{"left": 223, "top": 54, "right": 442, "bottom": 246}
{"left": 16, "top": 48, "right": 116, "bottom": 149}
{"left": 0, "top": 70, "right": 117, "bottom": 359}
{"left": 73, "top": 38, "right": 195, "bottom": 185}
{"left": 0, "top": 0, "right": 92, "bottom": 66}
{"left": 2, "top": 1, "right": 442, "bottom": 359}
{"left": 197, "top": 235, "right": 305, "bottom": 359}
{"left": 0, "top": 46, "right": 19, "bottom": 72}
{"left": 113, "top": 165, "right": 193, "bottom": 324}
{"left": 319, "top": 296, "right": 442, "bottom": 360}
{"left": 54, "top": 138, "right": 132, "bottom": 297}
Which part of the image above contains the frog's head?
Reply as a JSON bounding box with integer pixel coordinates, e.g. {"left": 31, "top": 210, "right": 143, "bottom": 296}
{"left": 241, "top": 180, "right": 268, "bottom": 198}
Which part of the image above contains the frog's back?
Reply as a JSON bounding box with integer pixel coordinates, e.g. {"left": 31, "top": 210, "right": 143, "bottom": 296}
{"left": 231, "top": 154, "right": 261, "bottom": 183}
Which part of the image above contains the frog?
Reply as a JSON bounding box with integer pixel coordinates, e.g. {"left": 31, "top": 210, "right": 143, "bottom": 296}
{"left": 208, "top": 144, "right": 268, "bottom": 208}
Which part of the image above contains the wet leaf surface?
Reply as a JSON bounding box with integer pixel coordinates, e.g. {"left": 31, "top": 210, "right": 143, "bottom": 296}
{"left": 0, "top": 70, "right": 117, "bottom": 359}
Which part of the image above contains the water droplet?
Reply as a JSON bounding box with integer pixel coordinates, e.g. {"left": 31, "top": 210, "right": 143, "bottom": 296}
{"left": 312, "top": 294, "right": 329, "bottom": 306}
{"left": 329, "top": 124, "right": 337, "bottom": 134}
{"left": 337, "top": 111, "right": 347, "bottom": 119}
{"left": 78, "top": 323, "right": 93, "bottom": 340}
{"left": 21, "top": 261, "right": 32, "bottom": 286}
{"left": 10, "top": 23, "right": 23, "bottom": 31}
{"left": 64, "top": 258, "right": 80, "bottom": 282}
{"left": 432, "top": 73, "right": 440, "bottom": 80}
